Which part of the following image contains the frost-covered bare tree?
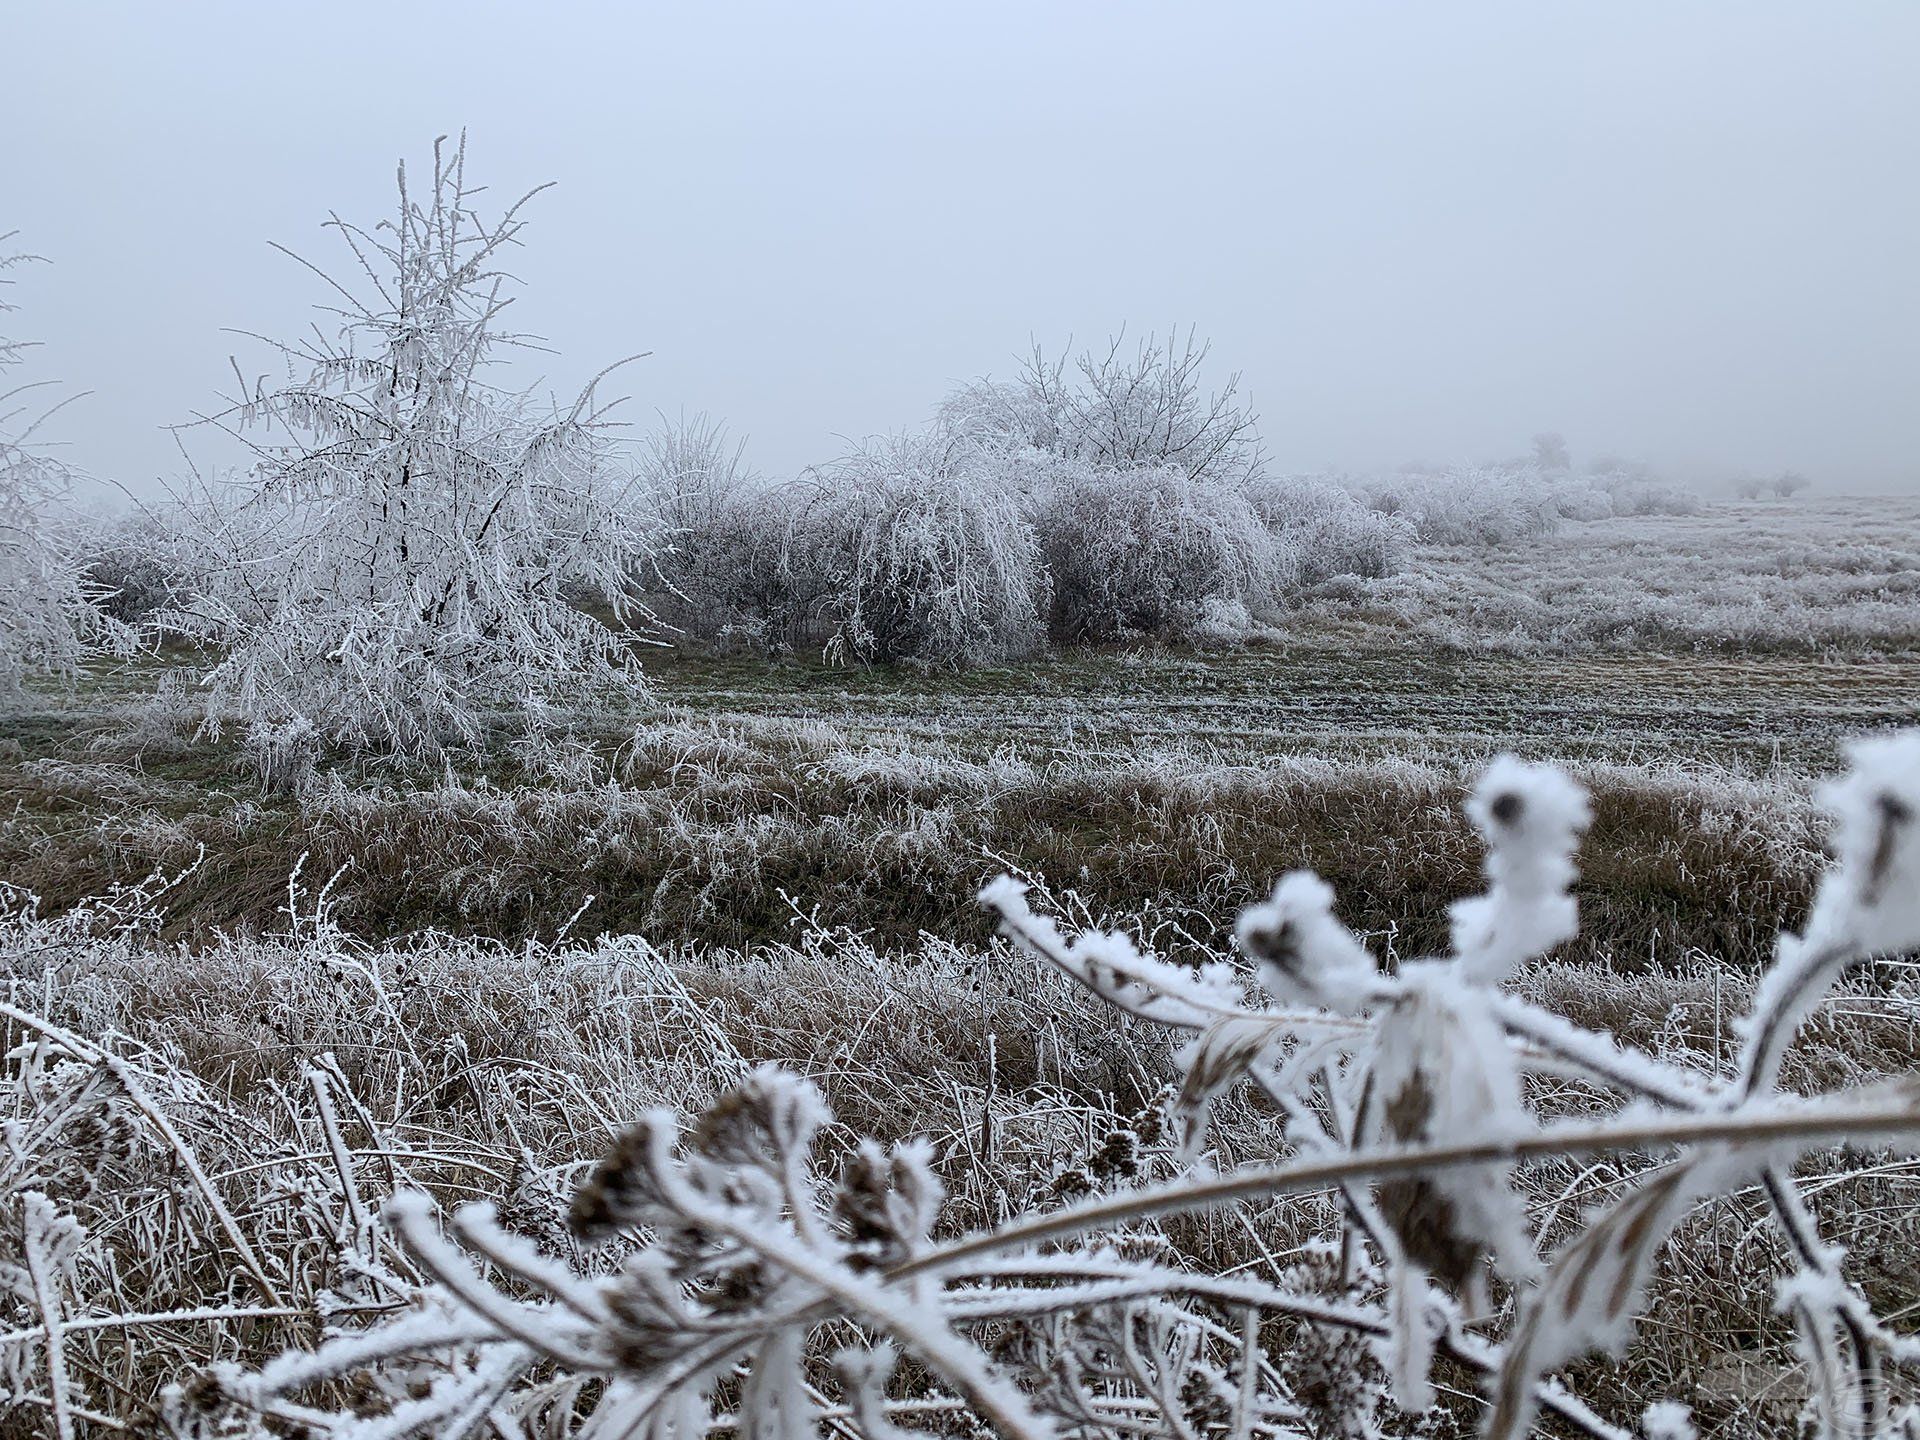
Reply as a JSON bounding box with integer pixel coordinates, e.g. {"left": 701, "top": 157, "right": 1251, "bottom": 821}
{"left": 0, "top": 236, "right": 130, "bottom": 703}
{"left": 1024, "top": 329, "right": 1266, "bottom": 487}
{"left": 947, "top": 329, "right": 1266, "bottom": 490}
{"left": 1531, "top": 431, "right": 1571, "bottom": 473}
{"left": 166, "top": 139, "right": 655, "bottom": 773}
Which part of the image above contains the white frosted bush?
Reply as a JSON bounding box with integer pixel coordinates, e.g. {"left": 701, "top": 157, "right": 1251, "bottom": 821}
{"left": 1246, "top": 473, "right": 1413, "bottom": 587}
{"left": 1363, "top": 465, "right": 1562, "bottom": 547}
{"left": 934, "top": 338, "right": 1422, "bottom": 638}
{"left": 1583, "top": 456, "right": 1702, "bottom": 517}
{"left": 1547, "top": 479, "right": 1617, "bottom": 522}
{"left": 0, "top": 239, "right": 131, "bottom": 701}
{"left": 1032, "top": 458, "right": 1281, "bottom": 642}
{"left": 636, "top": 414, "right": 797, "bottom": 650}
{"left": 72, "top": 502, "right": 198, "bottom": 626}
{"left": 165, "top": 139, "right": 656, "bottom": 771}
{"left": 794, "top": 430, "right": 1048, "bottom": 665}
{"left": 935, "top": 378, "right": 1060, "bottom": 456}
{"left": 943, "top": 329, "right": 1264, "bottom": 486}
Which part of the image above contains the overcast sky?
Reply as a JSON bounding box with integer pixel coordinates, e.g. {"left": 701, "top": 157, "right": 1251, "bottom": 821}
{"left": 6, "top": 1, "right": 1918, "bottom": 494}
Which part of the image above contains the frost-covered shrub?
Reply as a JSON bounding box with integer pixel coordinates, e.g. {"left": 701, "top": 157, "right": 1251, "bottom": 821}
{"left": 794, "top": 430, "right": 1048, "bottom": 664}
{"left": 165, "top": 140, "right": 657, "bottom": 771}
{"left": 74, "top": 505, "right": 194, "bottom": 626}
{"left": 1033, "top": 458, "right": 1280, "bottom": 642}
{"left": 1246, "top": 474, "right": 1413, "bottom": 587}
{"left": 934, "top": 377, "right": 1060, "bottom": 456}
{"left": 0, "top": 445, "right": 105, "bottom": 702}
{"left": 1582, "top": 456, "right": 1701, "bottom": 516}
{"left": 1547, "top": 479, "right": 1617, "bottom": 521}
{"left": 1363, "top": 465, "right": 1562, "bottom": 547}
{"left": 0, "top": 239, "right": 131, "bottom": 699}
{"left": 636, "top": 415, "right": 797, "bottom": 651}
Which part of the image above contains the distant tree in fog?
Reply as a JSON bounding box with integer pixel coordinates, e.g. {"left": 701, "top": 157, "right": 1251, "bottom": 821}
{"left": 1530, "top": 432, "right": 1570, "bottom": 473}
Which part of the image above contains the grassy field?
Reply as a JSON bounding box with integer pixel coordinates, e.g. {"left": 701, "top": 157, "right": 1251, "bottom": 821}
{"left": 3, "top": 625, "right": 1913, "bottom": 968}
{"left": 649, "top": 640, "right": 1920, "bottom": 769}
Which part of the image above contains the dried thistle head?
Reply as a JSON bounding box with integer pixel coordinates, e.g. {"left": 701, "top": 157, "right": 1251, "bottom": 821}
{"left": 701, "top": 1258, "right": 777, "bottom": 1316}
{"left": 604, "top": 1252, "right": 711, "bottom": 1375}
{"left": 1087, "top": 1127, "right": 1140, "bottom": 1182}
{"left": 834, "top": 1136, "right": 943, "bottom": 1270}
{"left": 569, "top": 1111, "right": 676, "bottom": 1242}
{"left": 689, "top": 1065, "right": 829, "bottom": 1169}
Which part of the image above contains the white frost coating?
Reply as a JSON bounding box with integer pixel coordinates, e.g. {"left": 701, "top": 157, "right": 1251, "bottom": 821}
{"left": 1814, "top": 730, "right": 1920, "bottom": 956}
{"left": 1737, "top": 730, "right": 1920, "bottom": 1098}
{"left": 1451, "top": 755, "right": 1592, "bottom": 984}
{"left": 1368, "top": 965, "right": 1539, "bottom": 1297}
{"left": 1640, "top": 1399, "right": 1697, "bottom": 1440}
{"left": 1238, "top": 870, "right": 1381, "bottom": 1014}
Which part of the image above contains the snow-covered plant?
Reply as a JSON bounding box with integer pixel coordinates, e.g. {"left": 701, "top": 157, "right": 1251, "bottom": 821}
{"left": 635, "top": 414, "right": 798, "bottom": 650}
{"left": 1033, "top": 457, "right": 1280, "bottom": 642}
{"left": 793, "top": 430, "right": 1049, "bottom": 665}
{"left": 163, "top": 138, "right": 656, "bottom": 772}
{"left": 1017, "top": 330, "right": 1266, "bottom": 488}
{"left": 0, "top": 236, "right": 131, "bottom": 702}
{"left": 73, "top": 502, "right": 197, "bottom": 627}
{"left": 989, "top": 737, "right": 1920, "bottom": 1438}
{"left": 1244, "top": 474, "right": 1413, "bottom": 588}
{"left": 1580, "top": 455, "right": 1701, "bottom": 517}
{"left": 1361, "top": 465, "right": 1563, "bottom": 548}
{"left": 1531, "top": 432, "right": 1571, "bottom": 474}
{"left": 935, "top": 378, "right": 1062, "bottom": 457}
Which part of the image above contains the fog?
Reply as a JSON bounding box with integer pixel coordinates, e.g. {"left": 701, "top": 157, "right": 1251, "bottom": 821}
{"left": 6, "top": 1, "right": 1917, "bottom": 494}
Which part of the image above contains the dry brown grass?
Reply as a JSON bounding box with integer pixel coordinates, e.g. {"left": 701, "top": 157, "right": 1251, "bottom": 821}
{"left": 6, "top": 883, "right": 1919, "bottom": 1436}
{"left": 0, "top": 714, "right": 1820, "bottom": 977}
